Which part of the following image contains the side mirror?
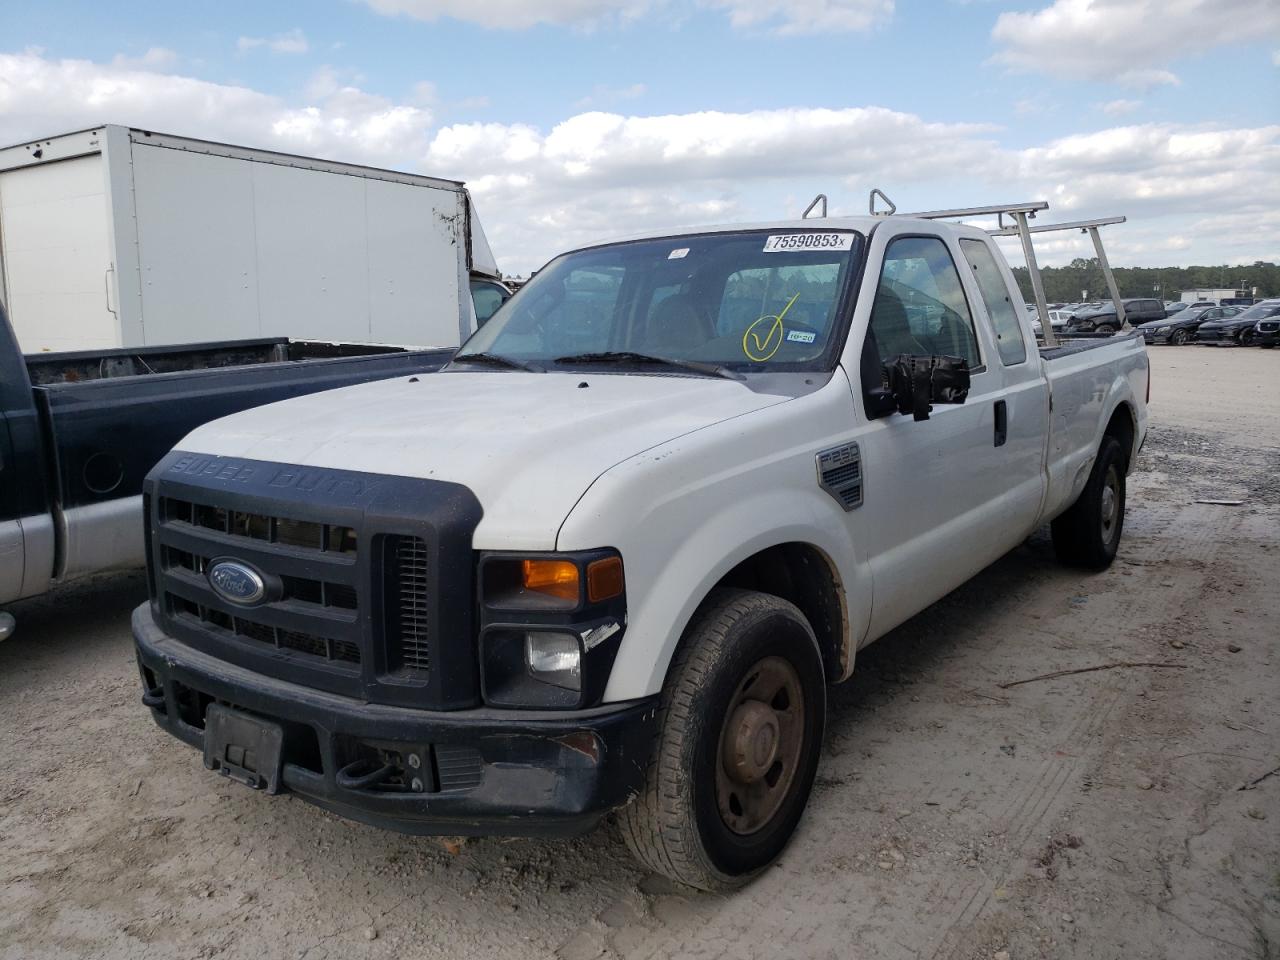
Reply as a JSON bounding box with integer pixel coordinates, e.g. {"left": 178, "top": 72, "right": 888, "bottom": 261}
{"left": 881, "top": 354, "right": 970, "bottom": 422}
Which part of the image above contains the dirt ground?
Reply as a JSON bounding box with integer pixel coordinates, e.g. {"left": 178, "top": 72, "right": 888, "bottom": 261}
{"left": 2, "top": 345, "right": 1278, "bottom": 960}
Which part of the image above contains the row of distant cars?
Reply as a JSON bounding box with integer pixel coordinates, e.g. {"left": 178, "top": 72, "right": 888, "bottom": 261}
{"left": 1029, "top": 298, "right": 1280, "bottom": 348}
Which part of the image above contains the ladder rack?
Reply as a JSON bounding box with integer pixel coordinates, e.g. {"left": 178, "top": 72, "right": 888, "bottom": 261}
{"left": 988, "top": 215, "right": 1129, "bottom": 341}
{"left": 863, "top": 189, "right": 1127, "bottom": 347}
{"left": 796, "top": 189, "right": 1133, "bottom": 348}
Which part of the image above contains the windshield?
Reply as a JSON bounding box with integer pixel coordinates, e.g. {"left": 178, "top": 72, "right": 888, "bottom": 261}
{"left": 455, "top": 230, "right": 862, "bottom": 372}
{"left": 1235, "top": 302, "right": 1280, "bottom": 321}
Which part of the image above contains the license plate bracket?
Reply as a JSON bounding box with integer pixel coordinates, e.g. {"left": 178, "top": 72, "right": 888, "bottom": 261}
{"left": 203, "top": 703, "right": 284, "bottom": 794}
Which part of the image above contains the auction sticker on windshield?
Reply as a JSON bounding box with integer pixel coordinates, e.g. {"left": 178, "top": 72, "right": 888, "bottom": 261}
{"left": 763, "top": 233, "right": 854, "bottom": 253}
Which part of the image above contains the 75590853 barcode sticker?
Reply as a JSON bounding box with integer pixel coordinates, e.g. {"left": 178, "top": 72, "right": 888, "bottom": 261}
{"left": 762, "top": 233, "right": 854, "bottom": 253}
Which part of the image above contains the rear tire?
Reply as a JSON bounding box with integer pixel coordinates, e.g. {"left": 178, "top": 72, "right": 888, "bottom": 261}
{"left": 618, "top": 589, "right": 826, "bottom": 891}
{"left": 1240, "top": 329, "right": 1256, "bottom": 346}
{"left": 1051, "top": 435, "right": 1127, "bottom": 570}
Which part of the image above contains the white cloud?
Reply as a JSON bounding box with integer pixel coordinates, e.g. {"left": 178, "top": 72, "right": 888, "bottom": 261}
{"left": 0, "top": 50, "right": 430, "bottom": 167}
{"left": 1100, "top": 98, "right": 1142, "bottom": 116}
{"left": 436, "top": 112, "right": 1280, "bottom": 272}
{"left": 703, "top": 0, "right": 893, "bottom": 34}
{"left": 357, "top": 0, "right": 892, "bottom": 32}
{"left": 991, "top": 0, "right": 1280, "bottom": 86}
{"left": 0, "top": 48, "right": 1275, "bottom": 275}
{"left": 237, "top": 28, "right": 310, "bottom": 55}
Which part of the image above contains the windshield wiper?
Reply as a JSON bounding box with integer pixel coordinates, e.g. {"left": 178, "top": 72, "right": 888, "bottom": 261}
{"left": 553, "top": 351, "right": 743, "bottom": 381}
{"left": 450, "top": 352, "right": 542, "bottom": 373}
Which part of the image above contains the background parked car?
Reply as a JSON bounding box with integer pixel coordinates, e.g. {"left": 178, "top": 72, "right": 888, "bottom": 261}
{"left": 1032, "top": 309, "right": 1072, "bottom": 337}
{"left": 1195, "top": 299, "right": 1280, "bottom": 345}
{"left": 1137, "top": 305, "right": 1240, "bottom": 345}
{"left": 1256, "top": 307, "right": 1280, "bottom": 349}
{"left": 1067, "top": 298, "right": 1166, "bottom": 333}
{"left": 1163, "top": 301, "right": 1188, "bottom": 314}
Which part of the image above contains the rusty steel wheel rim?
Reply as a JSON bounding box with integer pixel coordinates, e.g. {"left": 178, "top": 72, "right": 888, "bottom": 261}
{"left": 714, "top": 655, "right": 805, "bottom": 836}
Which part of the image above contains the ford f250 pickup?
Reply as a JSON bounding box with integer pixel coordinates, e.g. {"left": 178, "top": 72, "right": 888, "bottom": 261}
{"left": 132, "top": 200, "right": 1149, "bottom": 890}
{"left": 0, "top": 306, "right": 451, "bottom": 630}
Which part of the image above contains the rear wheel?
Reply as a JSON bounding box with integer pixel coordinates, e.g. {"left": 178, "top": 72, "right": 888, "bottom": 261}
{"left": 619, "top": 589, "right": 826, "bottom": 891}
{"left": 1051, "top": 435, "right": 1127, "bottom": 570}
{"left": 1240, "top": 328, "right": 1256, "bottom": 346}
{"left": 1170, "top": 328, "right": 1189, "bottom": 345}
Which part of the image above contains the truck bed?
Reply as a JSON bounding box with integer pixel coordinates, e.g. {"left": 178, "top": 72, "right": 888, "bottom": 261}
{"left": 1039, "top": 331, "right": 1149, "bottom": 525}
{"left": 24, "top": 337, "right": 412, "bottom": 387}
{"left": 33, "top": 341, "right": 454, "bottom": 515}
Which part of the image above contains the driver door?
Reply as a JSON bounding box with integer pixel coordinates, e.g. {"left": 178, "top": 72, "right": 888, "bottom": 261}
{"left": 847, "top": 229, "right": 1017, "bottom": 640}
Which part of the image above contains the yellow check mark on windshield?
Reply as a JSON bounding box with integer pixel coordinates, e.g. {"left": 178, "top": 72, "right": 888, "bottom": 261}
{"left": 743, "top": 292, "right": 801, "bottom": 361}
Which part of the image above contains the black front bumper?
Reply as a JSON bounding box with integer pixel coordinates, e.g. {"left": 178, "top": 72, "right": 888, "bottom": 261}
{"left": 134, "top": 604, "right": 658, "bottom": 838}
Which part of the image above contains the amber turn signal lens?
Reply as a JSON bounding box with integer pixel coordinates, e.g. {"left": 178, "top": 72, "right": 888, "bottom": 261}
{"left": 522, "top": 559, "right": 579, "bottom": 602}
{"left": 586, "top": 556, "right": 624, "bottom": 603}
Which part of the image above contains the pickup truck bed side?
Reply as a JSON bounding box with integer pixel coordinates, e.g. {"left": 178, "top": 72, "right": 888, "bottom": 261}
{"left": 1, "top": 308, "right": 453, "bottom": 605}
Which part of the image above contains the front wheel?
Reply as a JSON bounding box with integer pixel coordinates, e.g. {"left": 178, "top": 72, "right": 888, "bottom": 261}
{"left": 1051, "top": 435, "right": 1127, "bottom": 569}
{"left": 1170, "top": 328, "right": 1189, "bottom": 345}
{"left": 1094, "top": 324, "right": 1117, "bottom": 335}
{"left": 618, "top": 589, "right": 826, "bottom": 891}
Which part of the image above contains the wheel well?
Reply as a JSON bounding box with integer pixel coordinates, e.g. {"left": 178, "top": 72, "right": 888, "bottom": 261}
{"left": 1104, "top": 403, "right": 1136, "bottom": 469}
{"left": 710, "top": 543, "right": 848, "bottom": 680}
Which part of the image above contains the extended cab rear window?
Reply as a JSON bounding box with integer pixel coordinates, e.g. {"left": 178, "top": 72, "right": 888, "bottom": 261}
{"left": 960, "top": 238, "right": 1026, "bottom": 366}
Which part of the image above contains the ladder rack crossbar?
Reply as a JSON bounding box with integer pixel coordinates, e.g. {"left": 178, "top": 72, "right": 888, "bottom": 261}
{"left": 894, "top": 201, "right": 1049, "bottom": 221}
{"left": 988, "top": 215, "right": 1126, "bottom": 237}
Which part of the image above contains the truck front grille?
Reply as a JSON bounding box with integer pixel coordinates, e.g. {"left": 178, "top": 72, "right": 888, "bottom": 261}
{"left": 153, "top": 494, "right": 365, "bottom": 696}
{"left": 147, "top": 452, "right": 483, "bottom": 710}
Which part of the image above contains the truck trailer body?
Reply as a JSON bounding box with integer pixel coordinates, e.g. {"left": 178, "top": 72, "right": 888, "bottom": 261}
{"left": 0, "top": 126, "right": 501, "bottom": 353}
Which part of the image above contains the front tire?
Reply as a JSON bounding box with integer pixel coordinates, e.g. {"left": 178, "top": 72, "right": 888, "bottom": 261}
{"left": 1051, "top": 435, "right": 1127, "bottom": 569}
{"left": 618, "top": 589, "right": 826, "bottom": 891}
{"left": 1095, "top": 324, "right": 1117, "bottom": 335}
{"left": 1170, "top": 328, "right": 1188, "bottom": 345}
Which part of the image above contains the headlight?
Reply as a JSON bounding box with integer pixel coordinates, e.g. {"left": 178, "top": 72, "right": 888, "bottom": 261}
{"left": 478, "top": 550, "right": 626, "bottom": 708}
{"left": 1156, "top": 326, "right": 1170, "bottom": 334}
{"left": 524, "top": 632, "right": 581, "bottom": 690}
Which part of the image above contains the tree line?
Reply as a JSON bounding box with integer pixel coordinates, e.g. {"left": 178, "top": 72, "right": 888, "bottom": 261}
{"left": 1009, "top": 259, "right": 1278, "bottom": 303}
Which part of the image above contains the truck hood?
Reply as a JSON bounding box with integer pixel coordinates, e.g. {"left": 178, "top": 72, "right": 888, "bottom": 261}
{"left": 178, "top": 370, "right": 790, "bottom": 549}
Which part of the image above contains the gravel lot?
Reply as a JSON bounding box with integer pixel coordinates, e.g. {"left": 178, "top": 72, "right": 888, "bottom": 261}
{"left": 2, "top": 344, "right": 1278, "bottom": 960}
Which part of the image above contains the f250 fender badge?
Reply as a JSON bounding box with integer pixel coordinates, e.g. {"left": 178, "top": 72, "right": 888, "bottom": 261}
{"left": 207, "top": 559, "right": 268, "bottom": 606}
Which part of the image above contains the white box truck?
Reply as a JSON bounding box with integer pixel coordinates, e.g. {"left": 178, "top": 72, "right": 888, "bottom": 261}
{"left": 0, "top": 126, "right": 509, "bottom": 353}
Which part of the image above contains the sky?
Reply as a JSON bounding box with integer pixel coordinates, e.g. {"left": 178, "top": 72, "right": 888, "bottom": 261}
{"left": 1, "top": 0, "right": 1277, "bottom": 276}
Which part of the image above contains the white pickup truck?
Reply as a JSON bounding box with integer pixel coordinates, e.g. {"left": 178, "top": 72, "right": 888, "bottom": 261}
{"left": 132, "top": 203, "right": 1149, "bottom": 891}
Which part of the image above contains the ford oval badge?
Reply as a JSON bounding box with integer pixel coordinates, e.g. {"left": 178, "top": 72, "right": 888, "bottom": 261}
{"left": 207, "top": 559, "right": 267, "bottom": 606}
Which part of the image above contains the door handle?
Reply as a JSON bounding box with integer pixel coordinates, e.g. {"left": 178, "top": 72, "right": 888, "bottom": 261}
{"left": 994, "top": 400, "right": 1008, "bottom": 447}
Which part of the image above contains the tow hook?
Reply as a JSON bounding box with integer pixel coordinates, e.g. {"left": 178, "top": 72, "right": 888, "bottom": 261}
{"left": 141, "top": 687, "right": 166, "bottom": 711}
